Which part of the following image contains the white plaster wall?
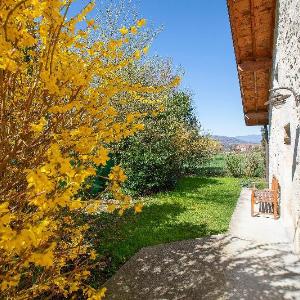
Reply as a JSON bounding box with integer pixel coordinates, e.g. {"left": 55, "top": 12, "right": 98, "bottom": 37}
{"left": 269, "top": 0, "right": 300, "bottom": 253}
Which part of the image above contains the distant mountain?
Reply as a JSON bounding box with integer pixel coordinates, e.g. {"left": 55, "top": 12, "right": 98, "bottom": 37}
{"left": 212, "top": 135, "right": 244, "bottom": 146}
{"left": 235, "top": 135, "right": 261, "bottom": 144}
{"left": 212, "top": 134, "right": 261, "bottom": 149}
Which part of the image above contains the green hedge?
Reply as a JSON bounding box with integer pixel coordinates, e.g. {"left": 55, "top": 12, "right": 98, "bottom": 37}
{"left": 225, "top": 151, "right": 265, "bottom": 178}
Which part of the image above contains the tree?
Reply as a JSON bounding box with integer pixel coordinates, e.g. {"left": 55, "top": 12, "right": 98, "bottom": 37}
{"left": 117, "top": 91, "right": 220, "bottom": 194}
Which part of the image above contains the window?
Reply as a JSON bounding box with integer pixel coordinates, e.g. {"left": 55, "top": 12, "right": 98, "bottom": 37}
{"left": 284, "top": 123, "right": 291, "bottom": 145}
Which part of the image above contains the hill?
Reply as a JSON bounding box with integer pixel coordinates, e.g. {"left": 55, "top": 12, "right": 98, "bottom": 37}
{"left": 235, "top": 135, "right": 261, "bottom": 144}
{"left": 212, "top": 134, "right": 261, "bottom": 149}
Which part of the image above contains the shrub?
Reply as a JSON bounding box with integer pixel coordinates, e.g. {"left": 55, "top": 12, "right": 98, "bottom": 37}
{"left": 225, "top": 153, "right": 245, "bottom": 177}
{"left": 243, "top": 151, "right": 265, "bottom": 178}
{"left": 225, "top": 150, "right": 265, "bottom": 178}
{"left": 0, "top": 2, "right": 179, "bottom": 298}
{"left": 175, "top": 124, "right": 221, "bottom": 174}
{"left": 119, "top": 122, "right": 181, "bottom": 194}
{"left": 122, "top": 140, "right": 180, "bottom": 194}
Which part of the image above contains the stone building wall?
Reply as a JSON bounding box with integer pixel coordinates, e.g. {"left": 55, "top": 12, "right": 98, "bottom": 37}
{"left": 269, "top": 0, "right": 300, "bottom": 253}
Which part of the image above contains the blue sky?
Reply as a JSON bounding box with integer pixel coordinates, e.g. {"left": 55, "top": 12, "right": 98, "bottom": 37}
{"left": 72, "top": 0, "right": 261, "bottom": 137}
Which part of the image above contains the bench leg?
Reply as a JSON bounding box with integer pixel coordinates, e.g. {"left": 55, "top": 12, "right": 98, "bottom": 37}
{"left": 274, "top": 196, "right": 279, "bottom": 219}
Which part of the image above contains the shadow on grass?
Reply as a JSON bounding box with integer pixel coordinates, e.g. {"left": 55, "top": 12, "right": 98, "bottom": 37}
{"left": 174, "top": 177, "right": 222, "bottom": 192}
{"left": 196, "top": 166, "right": 227, "bottom": 177}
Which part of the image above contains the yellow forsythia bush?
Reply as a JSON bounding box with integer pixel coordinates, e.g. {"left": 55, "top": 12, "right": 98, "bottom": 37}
{"left": 0, "top": 1, "right": 179, "bottom": 298}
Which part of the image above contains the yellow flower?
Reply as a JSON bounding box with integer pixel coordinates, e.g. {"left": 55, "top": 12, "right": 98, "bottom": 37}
{"left": 130, "top": 26, "right": 138, "bottom": 34}
{"left": 69, "top": 200, "right": 83, "bottom": 210}
{"left": 82, "top": 270, "right": 90, "bottom": 277}
{"left": 92, "top": 147, "right": 110, "bottom": 166}
{"left": 90, "top": 288, "right": 107, "bottom": 300}
{"left": 118, "top": 209, "right": 124, "bottom": 216}
{"left": 172, "top": 76, "right": 181, "bottom": 86}
{"left": 31, "top": 117, "right": 47, "bottom": 133}
{"left": 143, "top": 46, "right": 149, "bottom": 54}
{"left": 69, "top": 282, "right": 79, "bottom": 292}
{"left": 0, "top": 202, "right": 9, "bottom": 213}
{"left": 134, "top": 203, "right": 143, "bottom": 213}
{"left": 119, "top": 26, "right": 128, "bottom": 35}
{"left": 86, "top": 19, "right": 95, "bottom": 27}
{"left": 90, "top": 250, "right": 97, "bottom": 260}
{"left": 134, "top": 123, "right": 145, "bottom": 131}
{"left": 134, "top": 50, "right": 141, "bottom": 60}
{"left": 107, "top": 204, "right": 116, "bottom": 213}
{"left": 136, "top": 18, "right": 147, "bottom": 27}
{"left": 109, "top": 166, "right": 127, "bottom": 182}
{"left": 29, "top": 242, "right": 56, "bottom": 267}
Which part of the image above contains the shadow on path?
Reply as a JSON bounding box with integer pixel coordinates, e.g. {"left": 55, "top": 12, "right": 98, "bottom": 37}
{"left": 103, "top": 235, "right": 300, "bottom": 300}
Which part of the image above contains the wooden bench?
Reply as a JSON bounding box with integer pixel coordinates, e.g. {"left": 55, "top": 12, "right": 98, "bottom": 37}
{"left": 251, "top": 177, "right": 280, "bottom": 219}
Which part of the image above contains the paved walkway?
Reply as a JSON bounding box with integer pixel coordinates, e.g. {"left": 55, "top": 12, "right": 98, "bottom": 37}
{"left": 103, "top": 189, "right": 300, "bottom": 300}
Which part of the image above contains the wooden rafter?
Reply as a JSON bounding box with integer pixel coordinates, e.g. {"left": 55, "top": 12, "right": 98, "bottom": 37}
{"left": 238, "top": 59, "right": 272, "bottom": 72}
{"left": 245, "top": 111, "right": 268, "bottom": 120}
{"left": 227, "top": 0, "right": 276, "bottom": 126}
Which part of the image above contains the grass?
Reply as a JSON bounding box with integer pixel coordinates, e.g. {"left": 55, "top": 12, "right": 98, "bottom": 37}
{"left": 90, "top": 176, "right": 243, "bottom": 281}
{"left": 197, "top": 154, "right": 227, "bottom": 176}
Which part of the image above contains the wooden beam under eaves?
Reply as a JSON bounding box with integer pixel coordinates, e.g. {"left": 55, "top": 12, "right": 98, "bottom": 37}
{"left": 245, "top": 111, "right": 268, "bottom": 120}
{"left": 244, "top": 111, "right": 269, "bottom": 125}
{"left": 238, "top": 59, "right": 272, "bottom": 72}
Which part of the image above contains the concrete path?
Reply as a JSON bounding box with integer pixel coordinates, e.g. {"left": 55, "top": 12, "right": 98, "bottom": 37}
{"left": 103, "top": 189, "right": 300, "bottom": 300}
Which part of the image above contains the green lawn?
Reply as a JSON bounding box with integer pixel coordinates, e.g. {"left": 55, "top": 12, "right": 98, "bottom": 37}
{"left": 197, "top": 154, "right": 227, "bottom": 176}
{"left": 90, "top": 176, "right": 243, "bottom": 280}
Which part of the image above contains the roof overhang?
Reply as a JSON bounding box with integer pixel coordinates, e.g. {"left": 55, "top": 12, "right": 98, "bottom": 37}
{"left": 227, "top": 0, "right": 276, "bottom": 126}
